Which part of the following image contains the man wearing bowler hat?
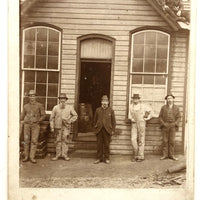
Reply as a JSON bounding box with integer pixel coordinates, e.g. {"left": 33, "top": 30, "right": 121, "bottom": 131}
{"left": 21, "top": 90, "right": 46, "bottom": 163}
{"left": 129, "top": 94, "right": 153, "bottom": 162}
{"left": 93, "top": 95, "right": 116, "bottom": 164}
{"left": 159, "top": 94, "right": 181, "bottom": 161}
{"left": 50, "top": 93, "right": 78, "bottom": 161}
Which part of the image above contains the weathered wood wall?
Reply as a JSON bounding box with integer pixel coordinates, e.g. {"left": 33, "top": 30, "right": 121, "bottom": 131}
{"left": 21, "top": 0, "right": 189, "bottom": 155}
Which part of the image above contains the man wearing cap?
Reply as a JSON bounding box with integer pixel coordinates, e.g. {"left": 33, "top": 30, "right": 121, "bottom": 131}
{"left": 20, "top": 90, "right": 46, "bottom": 163}
{"left": 159, "top": 94, "right": 181, "bottom": 161}
{"left": 129, "top": 94, "right": 153, "bottom": 162}
{"left": 93, "top": 95, "right": 116, "bottom": 164}
{"left": 50, "top": 93, "right": 78, "bottom": 161}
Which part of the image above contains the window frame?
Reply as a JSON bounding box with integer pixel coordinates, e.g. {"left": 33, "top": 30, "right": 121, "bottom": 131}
{"left": 128, "top": 29, "right": 171, "bottom": 117}
{"left": 21, "top": 25, "right": 62, "bottom": 114}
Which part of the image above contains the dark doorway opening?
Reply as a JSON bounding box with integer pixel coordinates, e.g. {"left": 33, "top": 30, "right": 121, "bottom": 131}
{"left": 78, "top": 60, "right": 111, "bottom": 133}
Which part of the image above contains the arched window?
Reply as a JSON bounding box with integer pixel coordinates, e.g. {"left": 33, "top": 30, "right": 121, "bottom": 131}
{"left": 21, "top": 26, "right": 61, "bottom": 113}
{"left": 129, "top": 30, "right": 170, "bottom": 116}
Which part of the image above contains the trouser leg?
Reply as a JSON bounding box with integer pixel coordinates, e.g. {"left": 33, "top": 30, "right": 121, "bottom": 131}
{"left": 55, "top": 129, "right": 62, "bottom": 157}
{"left": 102, "top": 127, "right": 111, "bottom": 160}
{"left": 162, "top": 128, "right": 169, "bottom": 157}
{"left": 29, "top": 124, "right": 40, "bottom": 160}
{"left": 61, "top": 126, "right": 70, "bottom": 158}
{"left": 96, "top": 130, "right": 103, "bottom": 160}
{"left": 131, "top": 123, "right": 138, "bottom": 159}
{"left": 169, "top": 127, "right": 176, "bottom": 157}
{"left": 23, "top": 124, "right": 31, "bottom": 158}
{"left": 137, "top": 121, "right": 146, "bottom": 160}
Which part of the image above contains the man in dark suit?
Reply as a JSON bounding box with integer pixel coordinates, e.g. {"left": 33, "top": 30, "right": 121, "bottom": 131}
{"left": 93, "top": 95, "right": 116, "bottom": 164}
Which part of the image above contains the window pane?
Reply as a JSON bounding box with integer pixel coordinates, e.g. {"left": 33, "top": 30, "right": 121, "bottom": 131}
{"left": 24, "top": 71, "right": 35, "bottom": 82}
{"left": 154, "top": 88, "right": 165, "bottom": 100}
{"left": 36, "top": 41, "right": 47, "bottom": 55}
{"left": 143, "top": 87, "right": 153, "bottom": 100}
{"left": 133, "top": 45, "right": 144, "bottom": 58}
{"left": 144, "top": 75, "right": 154, "bottom": 84}
{"left": 36, "top": 55, "right": 46, "bottom": 69}
{"left": 155, "top": 75, "right": 166, "bottom": 85}
{"left": 24, "top": 41, "right": 35, "bottom": 55}
{"left": 132, "top": 75, "right": 142, "bottom": 84}
{"left": 24, "top": 83, "right": 35, "bottom": 96}
{"left": 37, "top": 28, "right": 47, "bottom": 41}
{"left": 146, "top": 32, "right": 156, "bottom": 44}
{"left": 144, "top": 59, "right": 155, "bottom": 72}
{"left": 133, "top": 33, "right": 144, "bottom": 44}
{"left": 48, "top": 72, "right": 59, "bottom": 83}
{"left": 48, "top": 56, "right": 58, "bottom": 69}
{"left": 132, "top": 59, "right": 143, "bottom": 72}
{"left": 37, "top": 71, "right": 47, "bottom": 83}
{"left": 48, "top": 84, "right": 58, "bottom": 97}
{"left": 36, "top": 83, "right": 46, "bottom": 96}
{"left": 47, "top": 98, "right": 58, "bottom": 110}
{"left": 157, "top": 47, "right": 168, "bottom": 59}
{"left": 156, "top": 59, "right": 167, "bottom": 73}
{"left": 145, "top": 45, "right": 156, "bottom": 58}
{"left": 48, "top": 42, "right": 59, "bottom": 56}
{"left": 25, "top": 29, "right": 35, "bottom": 41}
{"left": 157, "top": 33, "right": 168, "bottom": 45}
{"left": 37, "top": 97, "right": 46, "bottom": 106}
{"left": 49, "top": 29, "right": 59, "bottom": 42}
{"left": 24, "top": 55, "right": 34, "bottom": 68}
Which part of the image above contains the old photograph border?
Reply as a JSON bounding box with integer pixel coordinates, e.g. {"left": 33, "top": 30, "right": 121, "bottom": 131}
{"left": 7, "top": 0, "right": 198, "bottom": 199}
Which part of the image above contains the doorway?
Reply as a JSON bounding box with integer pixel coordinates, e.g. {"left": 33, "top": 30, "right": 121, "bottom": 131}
{"left": 78, "top": 60, "right": 111, "bottom": 133}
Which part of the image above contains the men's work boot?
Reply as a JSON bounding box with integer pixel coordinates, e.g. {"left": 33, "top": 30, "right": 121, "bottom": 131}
{"left": 169, "top": 156, "right": 178, "bottom": 161}
{"left": 160, "top": 156, "right": 168, "bottom": 160}
{"left": 105, "top": 159, "right": 110, "bottom": 164}
{"left": 93, "top": 159, "right": 101, "bottom": 164}
{"left": 22, "top": 156, "right": 29, "bottom": 162}
{"left": 51, "top": 156, "right": 59, "bottom": 161}
{"left": 30, "top": 158, "right": 37, "bottom": 164}
{"left": 64, "top": 156, "right": 71, "bottom": 161}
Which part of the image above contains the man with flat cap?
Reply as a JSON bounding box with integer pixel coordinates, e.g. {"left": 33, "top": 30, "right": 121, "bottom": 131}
{"left": 93, "top": 95, "right": 116, "bottom": 164}
{"left": 129, "top": 94, "right": 153, "bottom": 162}
{"left": 159, "top": 94, "right": 181, "bottom": 161}
{"left": 21, "top": 90, "right": 46, "bottom": 163}
{"left": 50, "top": 93, "right": 78, "bottom": 161}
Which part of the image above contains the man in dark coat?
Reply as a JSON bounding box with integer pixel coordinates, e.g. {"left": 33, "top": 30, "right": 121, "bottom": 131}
{"left": 159, "top": 94, "right": 181, "bottom": 161}
{"left": 93, "top": 95, "right": 116, "bottom": 164}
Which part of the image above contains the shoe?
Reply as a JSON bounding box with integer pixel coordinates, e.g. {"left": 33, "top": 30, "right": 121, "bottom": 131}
{"left": 64, "top": 157, "right": 71, "bottom": 161}
{"left": 136, "top": 159, "right": 144, "bottom": 162}
{"left": 51, "top": 156, "right": 59, "bottom": 161}
{"left": 160, "top": 156, "right": 168, "bottom": 160}
{"left": 30, "top": 158, "right": 37, "bottom": 164}
{"left": 93, "top": 159, "right": 101, "bottom": 164}
{"left": 105, "top": 159, "right": 110, "bottom": 164}
{"left": 169, "top": 156, "right": 178, "bottom": 161}
{"left": 22, "top": 157, "right": 28, "bottom": 162}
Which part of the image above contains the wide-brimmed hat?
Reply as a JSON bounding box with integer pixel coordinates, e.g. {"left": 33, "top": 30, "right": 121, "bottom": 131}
{"left": 58, "top": 93, "right": 68, "bottom": 100}
{"left": 165, "top": 94, "right": 175, "bottom": 100}
{"left": 101, "top": 95, "right": 109, "bottom": 101}
{"left": 131, "top": 94, "right": 140, "bottom": 99}
{"left": 28, "top": 90, "right": 36, "bottom": 96}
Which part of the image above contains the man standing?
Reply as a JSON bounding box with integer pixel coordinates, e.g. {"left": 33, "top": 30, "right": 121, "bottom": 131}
{"left": 21, "top": 90, "right": 46, "bottom": 163}
{"left": 50, "top": 93, "right": 78, "bottom": 161}
{"left": 159, "top": 94, "right": 181, "bottom": 161}
{"left": 93, "top": 95, "right": 116, "bottom": 164}
{"left": 129, "top": 94, "right": 153, "bottom": 162}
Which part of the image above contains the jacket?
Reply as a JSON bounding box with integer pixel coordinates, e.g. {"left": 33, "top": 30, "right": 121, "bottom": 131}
{"left": 159, "top": 104, "right": 181, "bottom": 129}
{"left": 21, "top": 102, "right": 46, "bottom": 124}
{"left": 93, "top": 106, "right": 116, "bottom": 135}
{"left": 50, "top": 104, "right": 78, "bottom": 129}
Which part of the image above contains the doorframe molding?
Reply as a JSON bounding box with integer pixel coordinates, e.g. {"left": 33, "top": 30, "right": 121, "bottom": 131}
{"left": 75, "top": 34, "right": 116, "bottom": 111}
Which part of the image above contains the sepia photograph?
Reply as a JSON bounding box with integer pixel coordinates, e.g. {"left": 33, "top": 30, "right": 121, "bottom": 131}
{"left": 8, "top": 0, "right": 197, "bottom": 199}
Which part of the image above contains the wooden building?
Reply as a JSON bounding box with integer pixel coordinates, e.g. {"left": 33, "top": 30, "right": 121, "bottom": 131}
{"left": 20, "top": 0, "right": 190, "bottom": 156}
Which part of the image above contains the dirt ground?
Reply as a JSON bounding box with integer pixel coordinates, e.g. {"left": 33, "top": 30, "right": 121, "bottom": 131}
{"left": 19, "top": 154, "right": 186, "bottom": 188}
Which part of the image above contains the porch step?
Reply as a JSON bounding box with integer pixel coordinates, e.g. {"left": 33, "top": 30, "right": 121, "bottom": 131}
{"left": 70, "top": 149, "right": 96, "bottom": 158}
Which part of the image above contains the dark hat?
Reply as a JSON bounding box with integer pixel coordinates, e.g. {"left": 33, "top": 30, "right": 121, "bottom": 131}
{"left": 165, "top": 94, "right": 175, "bottom": 100}
{"left": 58, "top": 93, "right": 68, "bottom": 100}
{"left": 101, "top": 95, "right": 109, "bottom": 101}
{"left": 131, "top": 94, "right": 140, "bottom": 99}
{"left": 28, "top": 90, "right": 36, "bottom": 96}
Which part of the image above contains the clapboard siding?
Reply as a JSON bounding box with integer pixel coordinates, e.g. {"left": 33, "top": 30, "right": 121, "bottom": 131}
{"left": 21, "top": 0, "right": 189, "bottom": 155}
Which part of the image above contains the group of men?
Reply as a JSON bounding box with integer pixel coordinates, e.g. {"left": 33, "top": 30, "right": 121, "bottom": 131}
{"left": 20, "top": 90, "right": 181, "bottom": 164}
